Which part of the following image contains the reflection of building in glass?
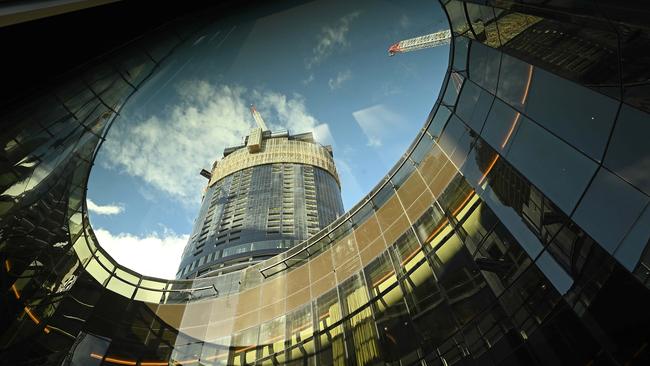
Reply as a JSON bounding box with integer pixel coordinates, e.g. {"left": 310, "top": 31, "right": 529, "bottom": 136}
{"left": 177, "top": 127, "right": 343, "bottom": 279}
{"left": 2, "top": 1, "right": 650, "bottom": 365}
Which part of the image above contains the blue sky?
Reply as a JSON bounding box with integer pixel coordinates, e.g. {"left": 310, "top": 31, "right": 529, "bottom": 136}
{"left": 87, "top": 0, "right": 449, "bottom": 278}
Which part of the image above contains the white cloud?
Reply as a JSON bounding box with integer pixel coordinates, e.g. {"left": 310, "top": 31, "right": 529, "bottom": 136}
{"left": 101, "top": 81, "right": 250, "bottom": 205}
{"left": 328, "top": 70, "right": 352, "bottom": 90}
{"left": 399, "top": 14, "right": 411, "bottom": 29}
{"left": 252, "top": 89, "right": 333, "bottom": 145}
{"left": 302, "top": 73, "right": 315, "bottom": 85}
{"left": 366, "top": 137, "right": 382, "bottom": 147}
{"left": 352, "top": 104, "right": 405, "bottom": 148}
{"left": 306, "top": 11, "right": 361, "bottom": 69}
{"left": 86, "top": 199, "right": 124, "bottom": 215}
{"left": 94, "top": 228, "right": 188, "bottom": 279}
{"left": 101, "top": 81, "right": 331, "bottom": 205}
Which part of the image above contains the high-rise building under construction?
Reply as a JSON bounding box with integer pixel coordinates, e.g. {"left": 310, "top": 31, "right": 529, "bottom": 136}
{"left": 176, "top": 108, "right": 344, "bottom": 279}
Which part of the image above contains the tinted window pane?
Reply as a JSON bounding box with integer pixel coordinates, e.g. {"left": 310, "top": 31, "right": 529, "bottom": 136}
{"left": 427, "top": 105, "right": 452, "bottom": 139}
{"left": 411, "top": 135, "right": 434, "bottom": 164}
{"left": 614, "top": 203, "right": 650, "bottom": 271}
{"left": 604, "top": 104, "right": 650, "bottom": 196}
{"left": 438, "top": 115, "right": 473, "bottom": 167}
{"left": 481, "top": 98, "right": 521, "bottom": 153}
{"left": 467, "top": 40, "right": 500, "bottom": 93}
{"left": 445, "top": 1, "right": 471, "bottom": 36}
{"left": 372, "top": 183, "right": 394, "bottom": 209}
{"left": 350, "top": 202, "right": 374, "bottom": 228}
{"left": 525, "top": 68, "right": 618, "bottom": 160}
{"left": 392, "top": 161, "right": 416, "bottom": 189}
{"left": 466, "top": 3, "right": 500, "bottom": 47}
{"left": 453, "top": 36, "right": 469, "bottom": 72}
{"left": 536, "top": 251, "right": 573, "bottom": 295}
{"left": 497, "top": 53, "right": 533, "bottom": 111}
{"left": 456, "top": 80, "right": 493, "bottom": 133}
{"left": 443, "top": 72, "right": 464, "bottom": 107}
{"left": 573, "top": 168, "right": 649, "bottom": 253}
{"left": 506, "top": 118, "right": 597, "bottom": 214}
{"left": 480, "top": 161, "right": 548, "bottom": 262}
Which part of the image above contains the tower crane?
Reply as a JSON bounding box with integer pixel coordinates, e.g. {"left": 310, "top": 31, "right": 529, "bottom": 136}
{"left": 388, "top": 29, "right": 451, "bottom": 56}
{"left": 389, "top": 29, "right": 461, "bottom": 93}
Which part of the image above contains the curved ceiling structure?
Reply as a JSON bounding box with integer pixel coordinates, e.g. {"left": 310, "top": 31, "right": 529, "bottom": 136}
{"left": 2, "top": 1, "right": 650, "bottom": 365}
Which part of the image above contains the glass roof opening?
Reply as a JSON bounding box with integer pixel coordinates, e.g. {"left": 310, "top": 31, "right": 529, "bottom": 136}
{"left": 86, "top": 0, "right": 449, "bottom": 279}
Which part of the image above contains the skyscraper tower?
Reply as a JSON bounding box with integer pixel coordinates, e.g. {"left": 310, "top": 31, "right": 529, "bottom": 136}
{"left": 176, "top": 108, "right": 344, "bottom": 279}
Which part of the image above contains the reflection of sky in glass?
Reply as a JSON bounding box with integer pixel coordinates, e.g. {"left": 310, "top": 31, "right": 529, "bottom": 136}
{"left": 87, "top": 0, "right": 449, "bottom": 278}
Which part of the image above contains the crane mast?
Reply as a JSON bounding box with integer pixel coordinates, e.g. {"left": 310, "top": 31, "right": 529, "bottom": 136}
{"left": 250, "top": 105, "right": 268, "bottom": 131}
{"left": 388, "top": 29, "right": 451, "bottom": 56}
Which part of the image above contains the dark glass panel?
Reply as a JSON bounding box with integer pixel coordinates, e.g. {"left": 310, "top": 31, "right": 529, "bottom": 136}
{"left": 467, "top": 39, "right": 501, "bottom": 93}
{"left": 453, "top": 36, "right": 470, "bottom": 73}
{"left": 498, "top": 265, "right": 561, "bottom": 337}
{"left": 445, "top": 1, "right": 471, "bottom": 37}
{"left": 495, "top": 11, "right": 542, "bottom": 48}
{"left": 536, "top": 251, "right": 573, "bottom": 295}
{"left": 506, "top": 116, "right": 597, "bottom": 214}
{"left": 371, "top": 183, "right": 395, "bottom": 210}
{"left": 401, "top": 256, "right": 457, "bottom": 346}
{"left": 438, "top": 115, "right": 474, "bottom": 168}
{"left": 525, "top": 68, "right": 618, "bottom": 160}
{"left": 455, "top": 79, "right": 493, "bottom": 133}
{"left": 412, "top": 205, "right": 446, "bottom": 245}
{"left": 411, "top": 134, "right": 434, "bottom": 165}
{"left": 481, "top": 97, "right": 521, "bottom": 153}
{"left": 500, "top": 18, "right": 621, "bottom": 99}
{"left": 391, "top": 161, "right": 416, "bottom": 189}
{"left": 98, "top": 77, "right": 135, "bottom": 111}
{"left": 363, "top": 252, "right": 419, "bottom": 361}
{"left": 144, "top": 29, "right": 182, "bottom": 62}
{"left": 466, "top": 2, "right": 501, "bottom": 47}
{"left": 429, "top": 232, "right": 493, "bottom": 326}
{"left": 114, "top": 44, "right": 157, "bottom": 87}
{"left": 546, "top": 221, "right": 600, "bottom": 281}
{"left": 327, "top": 219, "right": 353, "bottom": 244}
{"left": 427, "top": 105, "right": 452, "bottom": 139}
{"left": 437, "top": 174, "right": 473, "bottom": 217}
{"left": 462, "top": 201, "right": 533, "bottom": 294}
{"left": 604, "top": 104, "right": 650, "bottom": 196}
{"left": 586, "top": 267, "right": 650, "bottom": 364}
{"left": 443, "top": 71, "right": 465, "bottom": 107}
{"left": 614, "top": 203, "right": 650, "bottom": 272}
{"left": 620, "top": 26, "right": 650, "bottom": 112}
{"left": 350, "top": 203, "right": 374, "bottom": 229}
{"left": 526, "top": 302, "right": 603, "bottom": 366}
{"left": 497, "top": 52, "right": 533, "bottom": 111}
{"left": 390, "top": 230, "right": 421, "bottom": 266}
{"left": 573, "top": 167, "right": 649, "bottom": 254}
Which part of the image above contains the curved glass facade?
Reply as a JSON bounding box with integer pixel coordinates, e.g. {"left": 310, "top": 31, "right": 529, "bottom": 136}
{"left": 1, "top": 1, "right": 650, "bottom": 365}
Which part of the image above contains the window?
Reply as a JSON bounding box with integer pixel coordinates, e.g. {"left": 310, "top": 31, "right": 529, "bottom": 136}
{"left": 573, "top": 167, "right": 649, "bottom": 253}
{"left": 506, "top": 117, "right": 597, "bottom": 214}
{"left": 524, "top": 67, "right": 617, "bottom": 159}
{"left": 467, "top": 39, "right": 501, "bottom": 93}
{"left": 456, "top": 79, "right": 493, "bottom": 132}
{"left": 604, "top": 104, "right": 650, "bottom": 195}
